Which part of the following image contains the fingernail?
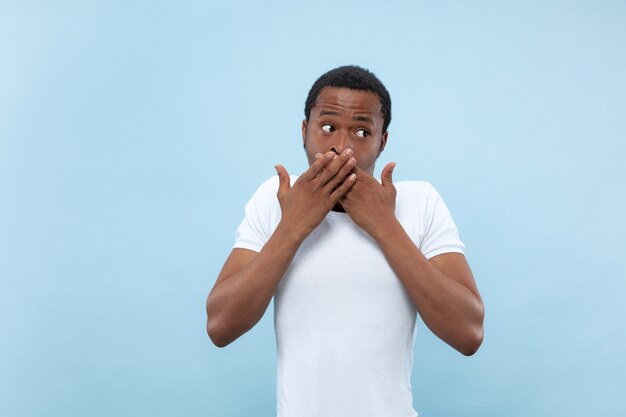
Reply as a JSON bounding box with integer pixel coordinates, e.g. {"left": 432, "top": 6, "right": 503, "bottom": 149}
{"left": 346, "top": 148, "right": 353, "bottom": 156}
{"left": 315, "top": 153, "right": 321, "bottom": 158}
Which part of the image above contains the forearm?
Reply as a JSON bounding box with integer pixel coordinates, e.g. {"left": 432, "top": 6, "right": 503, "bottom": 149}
{"left": 371, "top": 219, "right": 484, "bottom": 355}
{"left": 207, "top": 222, "right": 305, "bottom": 347}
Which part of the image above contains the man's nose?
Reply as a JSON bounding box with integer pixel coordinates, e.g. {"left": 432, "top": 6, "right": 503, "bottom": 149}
{"left": 330, "top": 131, "right": 353, "bottom": 155}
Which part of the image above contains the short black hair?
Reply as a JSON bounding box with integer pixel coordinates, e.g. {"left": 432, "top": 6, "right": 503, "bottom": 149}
{"left": 304, "top": 65, "right": 392, "bottom": 133}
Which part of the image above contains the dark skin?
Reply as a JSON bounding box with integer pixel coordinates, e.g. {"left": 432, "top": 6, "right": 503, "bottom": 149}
{"left": 206, "top": 87, "right": 484, "bottom": 355}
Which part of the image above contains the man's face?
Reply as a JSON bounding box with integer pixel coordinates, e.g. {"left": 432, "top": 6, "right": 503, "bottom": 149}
{"left": 302, "top": 87, "right": 388, "bottom": 175}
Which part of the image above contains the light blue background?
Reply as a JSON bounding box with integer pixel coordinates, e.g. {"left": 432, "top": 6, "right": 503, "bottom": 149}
{"left": 1, "top": 1, "right": 625, "bottom": 416}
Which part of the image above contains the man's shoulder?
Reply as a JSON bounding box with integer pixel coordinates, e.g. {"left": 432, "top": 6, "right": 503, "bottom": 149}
{"left": 394, "top": 180, "right": 443, "bottom": 218}
{"left": 253, "top": 174, "right": 299, "bottom": 194}
{"left": 395, "top": 179, "right": 435, "bottom": 195}
{"left": 246, "top": 175, "right": 300, "bottom": 206}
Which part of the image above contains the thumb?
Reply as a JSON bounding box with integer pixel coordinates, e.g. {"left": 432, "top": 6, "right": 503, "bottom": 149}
{"left": 274, "top": 164, "right": 291, "bottom": 196}
{"left": 381, "top": 162, "right": 396, "bottom": 188}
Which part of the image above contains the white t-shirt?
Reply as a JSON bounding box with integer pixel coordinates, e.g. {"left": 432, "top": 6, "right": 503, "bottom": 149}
{"left": 233, "top": 175, "right": 465, "bottom": 417}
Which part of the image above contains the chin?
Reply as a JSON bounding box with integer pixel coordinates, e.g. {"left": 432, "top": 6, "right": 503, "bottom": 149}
{"left": 358, "top": 164, "right": 375, "bottom": 175}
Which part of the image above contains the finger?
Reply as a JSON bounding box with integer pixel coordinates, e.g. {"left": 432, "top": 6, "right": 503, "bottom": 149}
{"left": 324, "top": 156, "right": 356, "bottom": 193}
{"left": 351, "top": 165, "right": 369, "bottom": 178}
{"left": 329, "top": 172, "right": 357, "bottom": 201}
{"left": 300, "top": 152, "right": 335, "bottom": 181}
{"left": 274, "top": 164, "right": 291, "bottom": 197}
{"left": 381, "top": 162, "right": 396, "bottom": 188}
{"left": 316, "top": 148, "right": 354, "bottom": 185}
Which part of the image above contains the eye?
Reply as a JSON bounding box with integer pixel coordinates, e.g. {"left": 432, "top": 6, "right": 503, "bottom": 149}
{"left": 355, "top": 129, "right": 369, "bottom": 138}
{"left": 321, "top": 123, "right": 335, "bottom": 133}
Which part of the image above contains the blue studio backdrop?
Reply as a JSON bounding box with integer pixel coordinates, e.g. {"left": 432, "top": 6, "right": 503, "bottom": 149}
{"left": 1, "top": 1, "right": 625, "bottom": 416}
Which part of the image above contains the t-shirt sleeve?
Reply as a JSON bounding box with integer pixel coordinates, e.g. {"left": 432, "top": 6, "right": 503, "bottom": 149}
{"left": 233, "top": 176, "right": 281, "bottom": 253}
{"left": 419, "top": 183, "right": 465, "bottom": 259}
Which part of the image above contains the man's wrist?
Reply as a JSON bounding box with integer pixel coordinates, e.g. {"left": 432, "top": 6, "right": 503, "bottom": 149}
{"left": 275, "top": 220, "right": 311, "bottom": 246}
{"left": 368, "top": 215, "right": 403, "bottom": 244}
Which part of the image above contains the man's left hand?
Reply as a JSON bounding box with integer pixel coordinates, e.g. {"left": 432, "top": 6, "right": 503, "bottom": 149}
{"left": 340, "top": 163, "right": 398, "bottom": 237}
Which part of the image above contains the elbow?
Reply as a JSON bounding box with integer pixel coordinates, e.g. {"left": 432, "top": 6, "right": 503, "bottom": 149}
{"left": 206, "top": 297, "right": 261, "bottom": 348}
{"left": 460, "top": 298, "right": 485, "bottom": 356}
{"left": 210, "top": 335, "right": 230, "bottom": 349}
{"left": 206, "top": 319, "right": 232, "bottom": 348}
{"left": 206, "top": 300, "right": 252, "bottom": 348}
{"left": 459, "top": 325, "right": 484, "bottom": 356}
{"left": 206, "top": 295, "right": 233, "bottom": 348}
{"left": 206, "top": 301, "right": 233, "bottom": 348}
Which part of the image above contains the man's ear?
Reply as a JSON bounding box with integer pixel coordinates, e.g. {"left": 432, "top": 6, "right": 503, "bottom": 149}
{"left": 377, "top": 131, "right": 389, "bottom": 157}
{"left": 302, "top": 119, "right": 308, "bottom": 147}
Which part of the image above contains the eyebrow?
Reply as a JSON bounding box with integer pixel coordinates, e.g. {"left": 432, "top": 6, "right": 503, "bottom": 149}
{"left": 353, "top": 115, "right": 373, "bottom": 124}
{"left": 318, "top": 110, "right": 374, "bottom": 124}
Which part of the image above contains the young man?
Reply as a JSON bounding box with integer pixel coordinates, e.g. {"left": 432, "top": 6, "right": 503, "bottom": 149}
{"left": 206, "top": 65, "right": 484, "bottom": 417}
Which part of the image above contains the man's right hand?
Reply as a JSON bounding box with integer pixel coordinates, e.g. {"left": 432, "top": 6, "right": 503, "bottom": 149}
{"left": 274, "top": 149, "right": 356, "bottom": 240}
{"left": 208, "top": 149, "right": 355, "bottom": 347}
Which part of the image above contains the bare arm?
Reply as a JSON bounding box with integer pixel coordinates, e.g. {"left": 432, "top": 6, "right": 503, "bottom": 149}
{"left": 340, "top": 165, "right": 484, "bottom": 355}
{"left": 371, "top": 222, "right": 484, "bottom": 355}
{"left": 206, "top": 226, "right": 305, "bottom": 347}
{"left": 206, "top": 149, "right": 357, "bottom": 347}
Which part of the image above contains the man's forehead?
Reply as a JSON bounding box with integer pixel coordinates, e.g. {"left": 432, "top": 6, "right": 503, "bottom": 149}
{"left": 313, "top": 87, "right": 383, "bottom": 118}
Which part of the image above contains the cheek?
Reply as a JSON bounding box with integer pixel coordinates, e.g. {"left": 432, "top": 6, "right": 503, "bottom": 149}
{"left": 353, "top": 147, "right": 379, "bottom": 171}
{"left": 352, "top": 153, "right": 367, "bottom": 169}
{"left": 306, "top": 139, "right": 333, "bottom": 160}
{"left": 305, "top": 143, "right": 323, "bottom": 166}
{"left": 354, "top": 147, "right": 375, "bottom": 161}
